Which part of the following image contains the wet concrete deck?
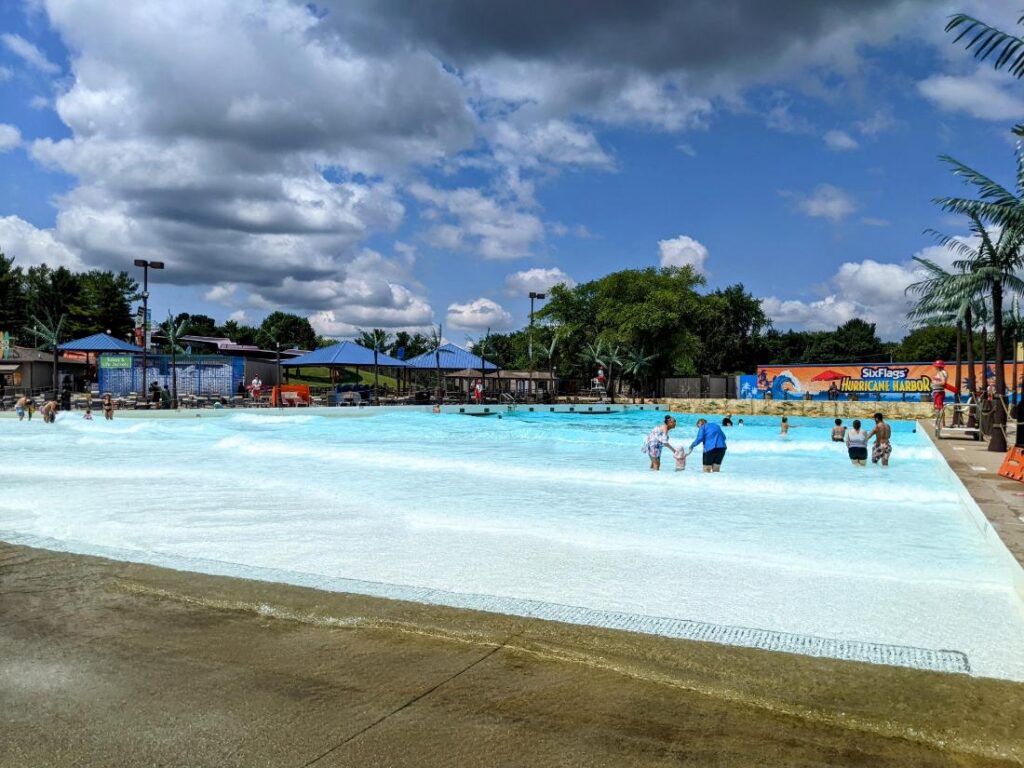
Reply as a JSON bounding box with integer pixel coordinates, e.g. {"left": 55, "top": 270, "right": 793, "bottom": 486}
{"left": 924, "top": 422, "right": 1024, "bottom": 571}
{"left": 2, "top": 542, "right": 1023, "bottom": 767}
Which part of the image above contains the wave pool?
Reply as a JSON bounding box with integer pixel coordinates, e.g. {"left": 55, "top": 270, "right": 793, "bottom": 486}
{"left": 3, "top": 408, "right": 1022, "bottom": 679}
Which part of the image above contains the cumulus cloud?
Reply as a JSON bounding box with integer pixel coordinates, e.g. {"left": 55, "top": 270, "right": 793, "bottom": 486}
{"left": 658, "top": 235, "right": 709, "bottom": 274}
{"left": 504, "top": 267, "right": 575, "bottom": 295}
{"left": 1, "top": 33, "right": 60, "bottom": 75}
{"left": 491, "top": 118, "right": 613, "bottom": 169}
{"left": 446, "top": 297, "right": 513, "bottom": 331}
{"left": 761, "top": 239, "right": 973, "bottom": 337}
{"left": 823, "top": 129, "right": 858, "bottom": 151}
{"left": 918, "top": 70, "right": 1024, "bottom": 121}
{"left": 0, "top": 124, "right": 21, "bottom": 152}
{"left": 790, "top": 184, "right": 857, "bottom": 222}
{"left": 0, "top": 215, "right": 82, "bottom": 269}
{"left": 411, "top": 182, "right": 544, "bottom": 260}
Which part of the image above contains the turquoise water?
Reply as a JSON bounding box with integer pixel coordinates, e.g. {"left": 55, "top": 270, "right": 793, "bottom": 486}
{"left": 2, "top": 409, "right": 1023, "bottom": 678}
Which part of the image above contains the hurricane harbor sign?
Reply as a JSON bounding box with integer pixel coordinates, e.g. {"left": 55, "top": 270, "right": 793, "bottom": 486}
{"left": 743, "top": 362, "right": 1016, "bottom": 401}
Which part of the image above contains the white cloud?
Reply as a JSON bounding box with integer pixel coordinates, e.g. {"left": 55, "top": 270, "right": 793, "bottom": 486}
{"left": 491, "top": 118, "right": 613, "bottom": 170}
{"left": 203, "top": 283, "right": 238, "bottom": 304}
{"left": 918, "top": 70, "right": 1024, "bottom": 122}
{"left": 0, "top": 124, "right": 21, "bottom": 152}
{"left": 446, "top": 297, "right": 513, "bottom": 331}
{"left": 227, "top": 309, "right": 248, "bottom": 323}
{"left": 823, "top": 129, "right": 858, "bottom": 151}
{"left": 1, "top": 33, "right": 59, "bottom": 75}
{"left": 793, "top": 184, "right": 857, "bottom": 222}
{"left": 855, "top": 109, "right": 896, "bottom": 137}
{"left": 410, "top": 182, "right": 544, "bottom": 260}
{"left": 861, "top": 216, "right": 889, "bottom": 227}
{"left": 658, "top": 235, "right": 709, "bottom": 274}
{"left": 765, "top": 100, "right": 816, "bottom": 135}
{"left": 0, "top": 66, "right": 11, "bottom": 81}
{"left": 761, "top": 237, "right": 979, "bottom": 338}
{"left": 29, "top": 95, "right": 49, "bottom": 110}
{"left": 504, "top": 267, "right": 575, "bottom": 295}
{"left": 0, "top": 215, "right": 82, "bottom": 269}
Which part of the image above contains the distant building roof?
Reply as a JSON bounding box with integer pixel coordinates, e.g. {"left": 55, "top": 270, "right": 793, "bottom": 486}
{"left": 447, "top": 368, "right": 555, "bottom": 380}
{"left": 404, "top": 343, "right": 498, "bottom": 371}
{"left": 59, "top": 333, "right": 141, "bottom": 353}
{"left": 284, "top": 340, "right": 406, "bottom": 367}
{"left": 7, "top": 345, "right": 87, "bottom": 365}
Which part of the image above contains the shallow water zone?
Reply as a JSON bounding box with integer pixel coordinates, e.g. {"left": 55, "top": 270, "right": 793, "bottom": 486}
{"left": 3, "top": 410, "right": 1023, "bottom": 679}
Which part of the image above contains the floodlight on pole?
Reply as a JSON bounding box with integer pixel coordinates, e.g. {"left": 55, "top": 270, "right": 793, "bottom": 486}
{"left": 134, "top": 259, "right": 165, "bottom": 408}
{"left": 528, "top": 291, "right": 546, "bottom": 401}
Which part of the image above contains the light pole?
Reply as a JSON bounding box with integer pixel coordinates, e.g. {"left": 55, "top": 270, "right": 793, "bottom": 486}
{"left": 134, "top": 259, "right": 164, "bottom": 407}
{"left": 276, "top": 341, "right": 282, "bottom": 409}
{"left": 528, "top": 291, "right": 545, "bottom": 402}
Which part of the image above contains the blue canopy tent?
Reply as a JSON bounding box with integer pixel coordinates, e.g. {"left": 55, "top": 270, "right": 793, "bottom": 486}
{"left": 404, "top": 343, "right": 499, "bottom": 403}
{"left": 58, "top": 333, "right": 142, "bottom": 396}
{"left": 59, "top": 332, "right": 142, "bottom": 354}
{"left": 283, "top": 341, "right": 406, "bottom": 405}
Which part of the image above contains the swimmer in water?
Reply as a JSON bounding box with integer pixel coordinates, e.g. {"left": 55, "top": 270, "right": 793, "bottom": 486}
{"left": 780, "top": 416, "right": 789, "bottom": 436}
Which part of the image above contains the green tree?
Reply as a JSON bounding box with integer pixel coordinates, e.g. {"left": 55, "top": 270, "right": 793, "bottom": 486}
{"left": 257, "top": 311, "right": 317, "bottom": 350}
{"left": 79, "top": 270, "right": 137, "bottom": 339}
{"left": 897, "top": 326, "right": 959, "bottom": 363}
{"left": 174, "top": 312, "right": 218, "bottom": 336}
{"left": 692, "top": 284, "right": 768, "bottom": 373}
{"left": 0, "top": 251, "right": 26, "bottom": 336}
{"left": 357, "top": 328, "right": 393, "bottom": 402}
{"left": 217, "top": 319, "right": 259, "bottom": 345}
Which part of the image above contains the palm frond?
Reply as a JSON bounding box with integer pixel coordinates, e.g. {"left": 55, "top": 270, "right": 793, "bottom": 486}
{"left": 937, "top": 155, "right": 1020, "bottom": 207}
{"left": 945, "top": 14, "right": 1024, "bottom": 78}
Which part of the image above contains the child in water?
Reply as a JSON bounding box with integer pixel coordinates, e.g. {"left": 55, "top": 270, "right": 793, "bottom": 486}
{"left": 780, "top": 416, "right": 789, "bottom": 436}
{"left": 673, "top": 448, "right": 687, "bottom": 472}
{"left": 83, "top": 407, "right": 93, "bottom": 421}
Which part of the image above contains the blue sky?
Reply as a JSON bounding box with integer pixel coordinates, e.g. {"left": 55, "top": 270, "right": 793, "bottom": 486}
{"left": 1, "top": 1, "right": 1022, "bottom": 342}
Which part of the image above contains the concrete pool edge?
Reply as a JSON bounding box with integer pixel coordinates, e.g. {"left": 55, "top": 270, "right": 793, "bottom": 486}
{"left": 918, "top": 421, "right": 1024, "bottom": 600}
{"left": 0, "top": 402, "right": 667, "bottom": 419}
{"left": 2, "top": 539, "right": 1022, "bottom": 766}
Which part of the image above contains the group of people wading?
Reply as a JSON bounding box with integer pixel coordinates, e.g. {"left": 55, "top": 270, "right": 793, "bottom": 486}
{"left": 644, "top": 411, "right": 895, "bottom": 472}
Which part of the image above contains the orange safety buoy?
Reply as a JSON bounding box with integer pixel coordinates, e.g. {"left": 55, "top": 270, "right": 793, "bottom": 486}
{"left": 998, "top": 447, "right": 1024, "bottom": 482}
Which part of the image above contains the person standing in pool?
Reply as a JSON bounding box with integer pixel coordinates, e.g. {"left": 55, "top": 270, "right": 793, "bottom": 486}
{"left": 102, "top": 393, "right": 114, "bottom": 420}
{"left": 642, "top": 415, "right": 677, "bottom": 471}
{"left": 831, "top": 418, "right": 846, "bottom": 442}
{"left": 780, "top": 416, "right": 789, "bottom": 436}
{"left": 15, "top": 395, "right": 29, "bottom": 421}
{"left": 866, "top": 412, "right": 892, "bottom": 467}
{"left": 844, "top": 419, "right": 869, "bottom": 466}
{"left": 686, "top": 418, "right": 727, "bottom": 473}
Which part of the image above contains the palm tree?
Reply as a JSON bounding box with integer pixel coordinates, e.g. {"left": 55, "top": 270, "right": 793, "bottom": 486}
{"left": 603, "top": 344, "right": 624, "bottom": 404}
{"left": 26, "top": 310, "right": 66, "bottom": 397}
{"left": 362, "top": 328, "right": 392, "bottom": 405}
{"left": 930, "top": 200, "right": 1024, "bottom": 451}
{"left": 536, "top": 327, "right": 562, "bottom": 401}
{"left": 579, "top": 340, "right": 605, "bottom": 396}
{"left": 161, "top": 312, "right": 188, "bottom": 408}
{"left": 623, "top": 348, "right": 657, "bottom": 402}
{"left": 427, "top": 324, "right": 449, "bottom": 404}
{"left": 906, "top": 256, "right": 979, "bottom": 422}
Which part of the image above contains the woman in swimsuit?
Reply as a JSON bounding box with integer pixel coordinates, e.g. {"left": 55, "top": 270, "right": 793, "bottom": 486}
{"left": 642, "top": 415, "right": 677, "bottom": 471}
{"left": 102, "top": 393, "right": 114, "bottom": 420}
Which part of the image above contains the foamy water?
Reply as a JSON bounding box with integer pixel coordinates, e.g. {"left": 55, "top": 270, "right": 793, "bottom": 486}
{"left": 2, "top": 409, "right": 1023, "bottom": 679}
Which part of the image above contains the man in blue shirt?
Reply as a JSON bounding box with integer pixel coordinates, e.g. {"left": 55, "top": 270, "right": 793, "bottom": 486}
{"left": 687, "top": 418, "right": 727, "bottom": 473}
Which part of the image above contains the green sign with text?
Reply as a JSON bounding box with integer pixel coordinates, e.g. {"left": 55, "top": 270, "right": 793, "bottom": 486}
{"left": 99, "top": 355, "right": 133, "bottom": 369}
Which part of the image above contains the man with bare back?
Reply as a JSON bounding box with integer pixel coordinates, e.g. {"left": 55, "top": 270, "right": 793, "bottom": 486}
{"left": 866, "top": 412, "right": 892, "bottom": 467}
